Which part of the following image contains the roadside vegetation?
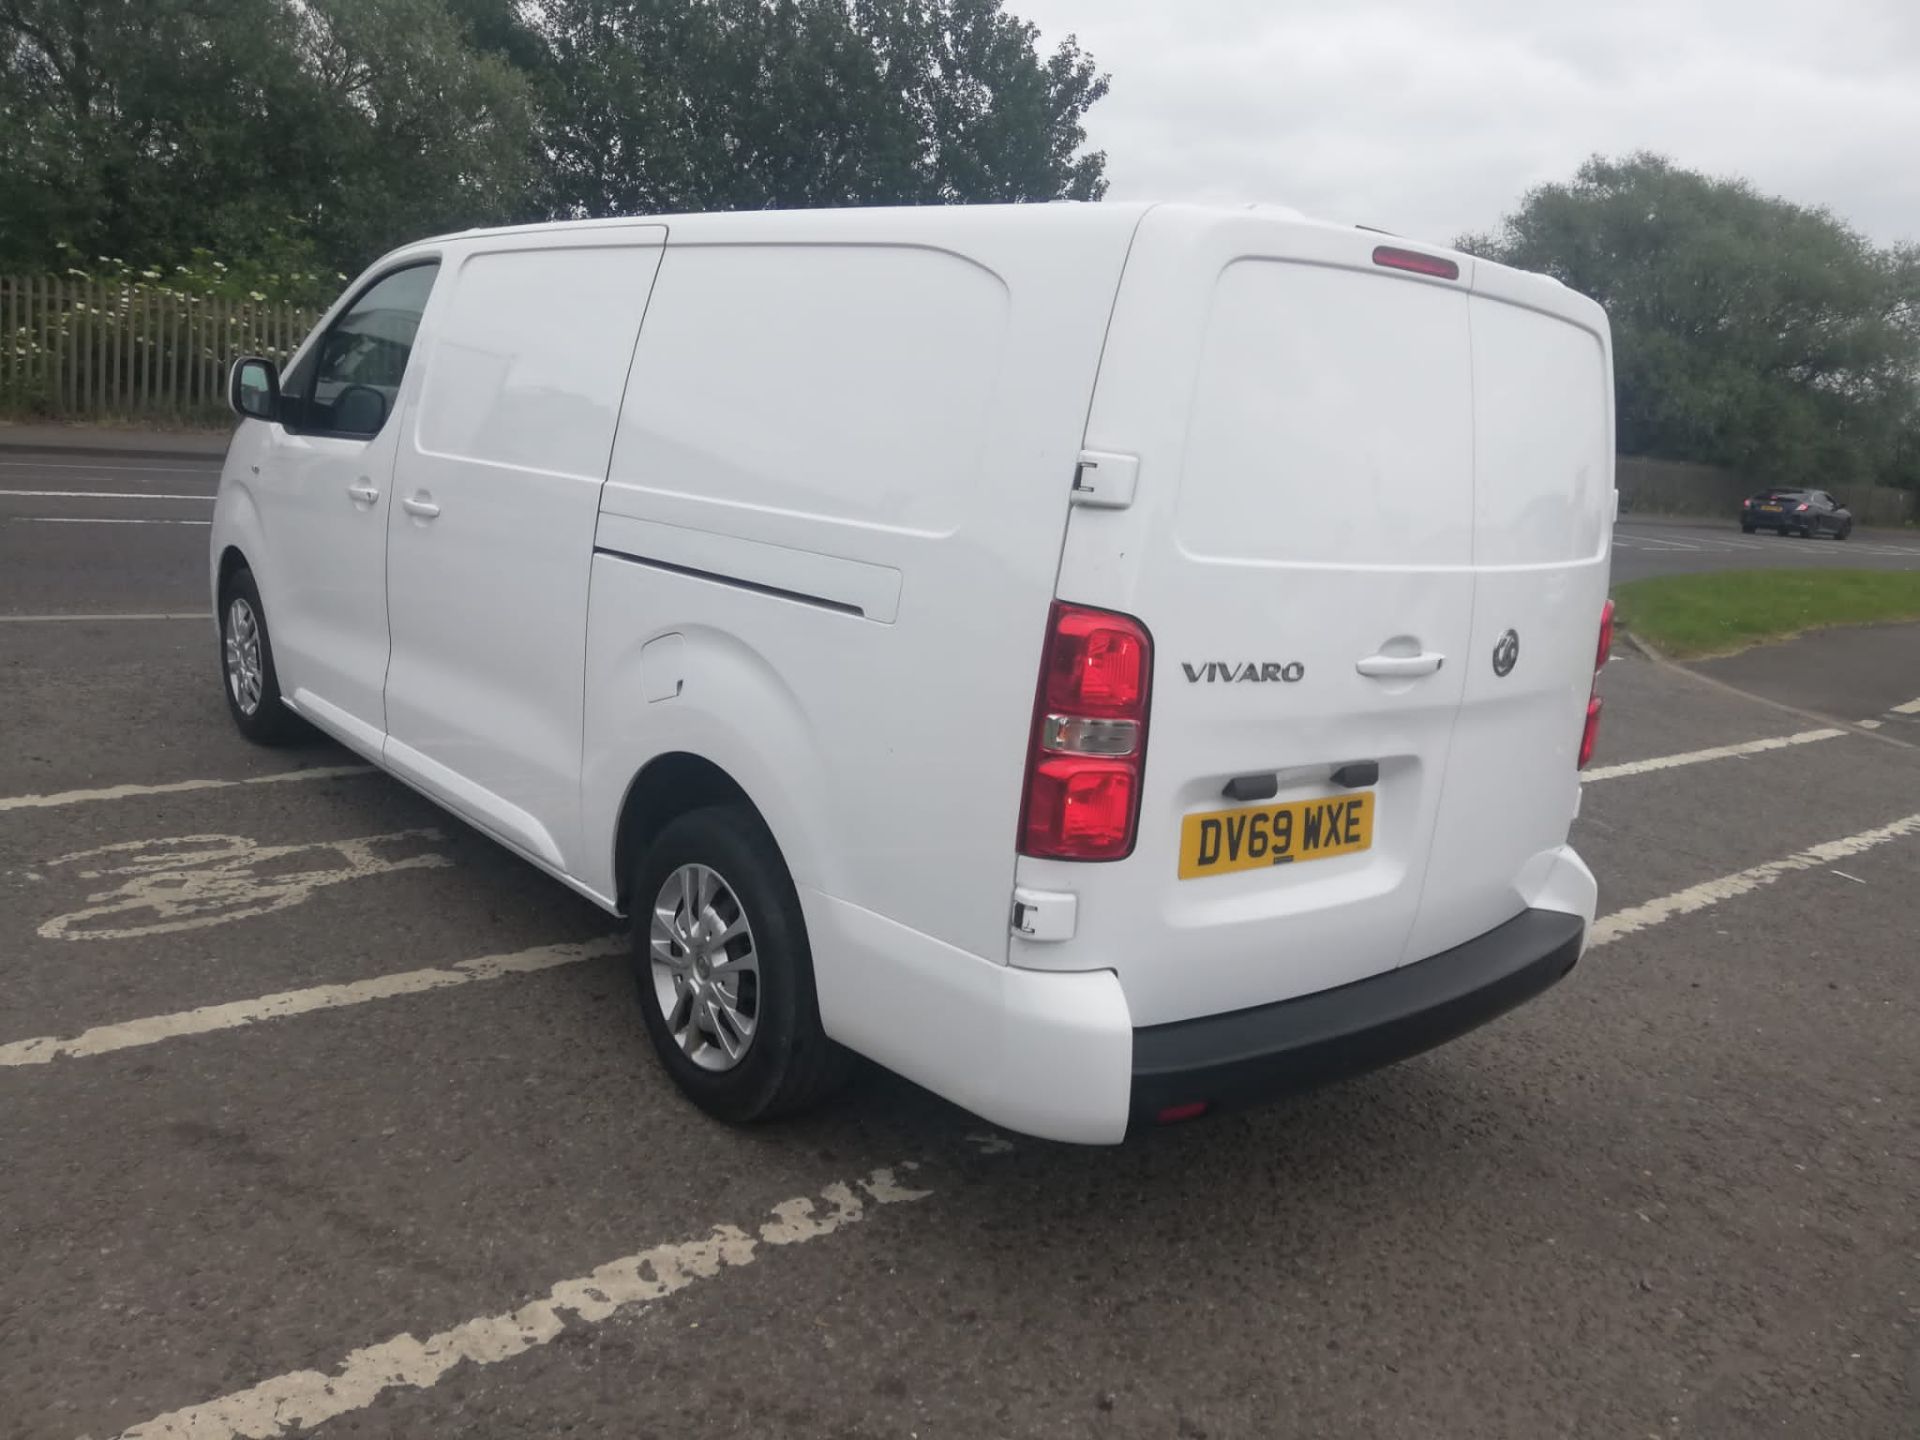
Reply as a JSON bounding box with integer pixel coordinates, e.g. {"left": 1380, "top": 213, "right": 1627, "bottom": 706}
{"left": 1613, "top": 569, "right": 1920, "bottom": 658}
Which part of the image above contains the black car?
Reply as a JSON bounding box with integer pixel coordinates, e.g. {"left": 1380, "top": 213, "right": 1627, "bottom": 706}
{"left": 1741, "top": 487, "right": 1853, "bottom": 539}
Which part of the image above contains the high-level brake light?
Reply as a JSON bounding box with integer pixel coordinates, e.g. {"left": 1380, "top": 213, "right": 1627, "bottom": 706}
{"left": 1372, "top": 245, "right": 1460, "bottom": 281}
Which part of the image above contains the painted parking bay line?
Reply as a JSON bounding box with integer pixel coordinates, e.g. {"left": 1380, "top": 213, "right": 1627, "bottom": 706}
{"left": 1588, "top": 811, "right": 1920, "bottom": 948}
{"left": 106, "top": 1164, "right": 934, "bottom": 1440}
{"left": 1580, "top": 727, "right": 1846, "bottom": 782}
{"left": 10, "top": 811, "right": 1920, "bottom": 1075}
{"left": 0, "top": 937, "right": 622, "bottom": 1066}
{"left": 0, "top": 489, "right": 214, "bottom": 501}
{"left": 0, "top": 764, "right": 371, "bottom": 814}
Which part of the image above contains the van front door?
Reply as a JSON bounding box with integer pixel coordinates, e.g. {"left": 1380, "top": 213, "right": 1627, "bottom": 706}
{"left": 381, "top": 229, "right": 666, "bottom": 883}
{"left": 261, "top": 262, "right": 440, "bottom": 755}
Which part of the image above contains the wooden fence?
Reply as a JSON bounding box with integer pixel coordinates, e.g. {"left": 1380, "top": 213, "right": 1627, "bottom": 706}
{"left": 0, "top": 276, "right": 319, "bottom": 423}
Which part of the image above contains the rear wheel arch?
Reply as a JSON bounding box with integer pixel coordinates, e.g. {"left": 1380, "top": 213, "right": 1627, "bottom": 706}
{"left": 613, "top": 752, "right": 763, "bottom": 915}
{"left": 216, "top": 545, "right": 251, "bottom": 597}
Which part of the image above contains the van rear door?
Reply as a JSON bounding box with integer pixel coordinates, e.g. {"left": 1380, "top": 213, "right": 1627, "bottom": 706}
{"left": 1408, "top": 265, "right": 1613, "bottom": 958}
{"left": 1019, "top": 211, "right": 1479, "bottom": 1028}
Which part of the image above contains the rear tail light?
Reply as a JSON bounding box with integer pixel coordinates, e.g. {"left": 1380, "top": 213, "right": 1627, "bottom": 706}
{"left": 1019, "top": 602, "right": 1152, "bottom": 860}
{"left": 1579, "top": 694, "right": 1604, "bottom": 768}
{"left": 1742, "top": 498, "right": 1752, "bottom": 508}
{"left": 1795, "top": 502, "right": 1810, "bottom": 512}
{"left": 1578, "top": 600, "right": 1613, "bottom": 770}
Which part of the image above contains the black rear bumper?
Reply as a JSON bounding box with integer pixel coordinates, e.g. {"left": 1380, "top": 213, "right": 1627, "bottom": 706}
{"left": 1129, "top": 907, "right": 1584, "bottom": 1127}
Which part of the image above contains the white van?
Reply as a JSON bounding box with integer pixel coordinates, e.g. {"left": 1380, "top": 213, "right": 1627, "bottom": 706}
{"left": 214, "top": 203, "right": 1614, "bottom": 1144}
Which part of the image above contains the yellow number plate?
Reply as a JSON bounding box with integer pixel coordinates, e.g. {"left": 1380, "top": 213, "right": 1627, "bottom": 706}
{"left": 1178, "top": 792, "right": 1375, "bottom": 879}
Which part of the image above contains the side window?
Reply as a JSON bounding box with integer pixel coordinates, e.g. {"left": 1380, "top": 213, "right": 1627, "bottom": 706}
{"left": 280, "top": 262, "right": 439, "bottom": 438}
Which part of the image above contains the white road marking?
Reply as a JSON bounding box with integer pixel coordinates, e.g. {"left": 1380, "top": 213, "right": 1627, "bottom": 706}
{"left": 0, "top": 459, "right": 219, "bottom": 473}
{"left": 110, "top": 1164, "right": 934, "bottom": 1440}
{"left": 0, "top": 612, "right": 211, "bottom": 623}
{"left": 1830, "top": 870, "right": 1867, "bottom": 884}
{"left": 0, "top": 937, "right": 622, "bottom": 1067}
{"left": 0, "top": 489, "right": 214, "bottom": 500}
{"left": 16, "top": 516, "right": 211, "bottom": 526}
{"left": 9, "top": 806, "right": 1919, "bottom": 1071}
{"left": 1893, "top": 697, "right": 1920, "bottom": 715}
{"left": 0, "top": 764, "right": 370, "bottom": 813}
{"left": 1581, "top": 727, "right": 1847, "bottom": 782}
{"left": 1588, "top": 811, "right": 1920, "bottom": 948}
{"left": 37, "top": 829, "right": 450, "bottom": 941}
{"left": 1857, "top": 719, "right": 1883, "bottom": 730}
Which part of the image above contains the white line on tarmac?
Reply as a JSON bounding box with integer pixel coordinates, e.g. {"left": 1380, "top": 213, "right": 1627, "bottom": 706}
{"left": 0, "top": 489, "right": 214, "bottom": 500}
{"left": 11, "top": 806, "right": 1920, "bottom": 1076}
{"left": 0, "top": 461, "right": 219, "bottom": 474}
{"left": 1894, "top": 697, "right": 1920, "bottom": 715}
{"left": 0, "top": 612, "right": 210, "bottom": 623}
{"left": 0, "top": 764, "right": 370, "bottom": 813}
{"left": 0, "top": 937, "right": 621, "bottom": 1066}
{"left": 109, "top": 1163, "right": 935, "bottom": 1440}
{"left": 1581, "top": 727, "right": 1847, "bottom": 782}
{"left": 17, "top": 516, "right": 210, "bottom": 526}
{"left": 1588, "top": 811, "right": 1920, "bottom": 949}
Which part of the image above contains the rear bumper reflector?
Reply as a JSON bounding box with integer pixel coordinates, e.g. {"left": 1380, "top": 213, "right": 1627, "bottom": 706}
{"left": 1127, "top": 907, "right": 1584, "bottom": 1130}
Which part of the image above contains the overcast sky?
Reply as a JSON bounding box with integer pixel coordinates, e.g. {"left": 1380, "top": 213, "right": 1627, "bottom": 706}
{"left": 1014, "top": 0, "right": 1919, "bottom": 249}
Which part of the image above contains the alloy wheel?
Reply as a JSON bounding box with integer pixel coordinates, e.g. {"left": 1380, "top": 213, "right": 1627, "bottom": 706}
{"left": 649, "top": 862, "right": 760, "bottom": 1071}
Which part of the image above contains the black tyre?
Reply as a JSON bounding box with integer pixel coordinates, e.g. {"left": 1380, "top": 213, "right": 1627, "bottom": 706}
{"left": 630, "top": 804, "right": 852, "bottom": 1123}
{"left": 217, "top": 567, "right": 302, "bottom": 744}
{"left": 1740, "top": 524, "right": 1755, "bottom": 534}
{"left": 1838, "top": 521, "right": 1852, "bottom": 541}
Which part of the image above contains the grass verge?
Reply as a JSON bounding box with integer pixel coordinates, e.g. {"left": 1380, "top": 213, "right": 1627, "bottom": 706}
{"left": 1612, "top": 569, "right": 1920, "bottom": 659}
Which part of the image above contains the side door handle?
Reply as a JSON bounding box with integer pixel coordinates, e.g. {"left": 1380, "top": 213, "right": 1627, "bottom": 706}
{"left": 1356, "top": 652, "right": 1445, "bottom": 678}
{"left": 401, "top": 495, "right": 441, "bottom": 519}
{"left": 347, "top": 481, "right": 380, "bottom": 504}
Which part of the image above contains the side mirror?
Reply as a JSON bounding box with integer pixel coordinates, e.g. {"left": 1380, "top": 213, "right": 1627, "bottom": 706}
{"left": 229, "top": 356, "right": 279, "bottom": 422}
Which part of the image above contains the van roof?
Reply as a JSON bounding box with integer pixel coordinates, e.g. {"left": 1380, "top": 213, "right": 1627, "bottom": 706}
{"left": 378, "top": 202, "right": 1598, "bottom": 342}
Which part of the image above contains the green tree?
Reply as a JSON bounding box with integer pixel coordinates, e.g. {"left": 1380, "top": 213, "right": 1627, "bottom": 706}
{"left": 293, "top": 0, "right": 535, "bottom": 262}
{"left": 0, "top": 0, "right": 333, "bottom": 268}
{"left": 1462, "top": 153, "right": 1920, "bottom": 492}
{"left": 0, "top": 0, "right": 532, "bottom": 278}
{"left": 530, "top": 0, "right": 1107, "bottom": 218}
{"left": 2, "top": 0, "right": 1109, "bottom": 288}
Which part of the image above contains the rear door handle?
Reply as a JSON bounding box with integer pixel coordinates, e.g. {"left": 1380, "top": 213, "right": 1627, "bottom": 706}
{"left": 347, "top": 481, "right": 379, "bottom": 504}
{"left": 401, "top": 495, "right": 440, "bottom": 519}
{"left": 1356, "top": 652, "right": 1445, "bottom": 678}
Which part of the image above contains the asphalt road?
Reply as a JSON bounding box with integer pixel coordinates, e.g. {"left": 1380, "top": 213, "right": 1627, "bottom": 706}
{"left": 1611, "top": 517, "right": 1920, "bottom": 583}
{"left": 3, "top": 445, "right": 1919, "bottom": 1439}
{"left": 0, "top": 450, "right": 219, "bottom": 615}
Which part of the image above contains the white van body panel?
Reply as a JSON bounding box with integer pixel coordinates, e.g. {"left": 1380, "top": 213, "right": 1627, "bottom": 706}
{"left": 585, "top": 207, "right": 1143, "bottom": 964}
{"left": 383, "top": 224, "right": 667, "bottom": 877}
{"left": 213, "top": 202, "right": 1608, "bottom": 1145}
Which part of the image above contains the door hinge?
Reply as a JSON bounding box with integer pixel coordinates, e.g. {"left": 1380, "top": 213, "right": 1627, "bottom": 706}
{"left": 1010, "top": 886, "right": 1077, "bottom": 942}
{"left": 1070, "top": 450, "right": 1139, "bottom": 509}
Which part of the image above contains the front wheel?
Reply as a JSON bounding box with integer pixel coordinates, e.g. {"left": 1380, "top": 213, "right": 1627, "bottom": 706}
{"left": 1837, "top": 521, "right": 1852, "bottom": 541}
{"left": 218, "top": 568, "right": 302, "bottom": 744}
{"left": 631, "top": 804, "right": 852, "bottom": 1123}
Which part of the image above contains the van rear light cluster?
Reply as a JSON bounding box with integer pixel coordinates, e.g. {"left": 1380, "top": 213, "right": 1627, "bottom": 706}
{"left": 1578, "top": 600, "right": 1614, "bottom": 770}
{"left": 1019, "top": 602, "right": 1153, "bottom": 860}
